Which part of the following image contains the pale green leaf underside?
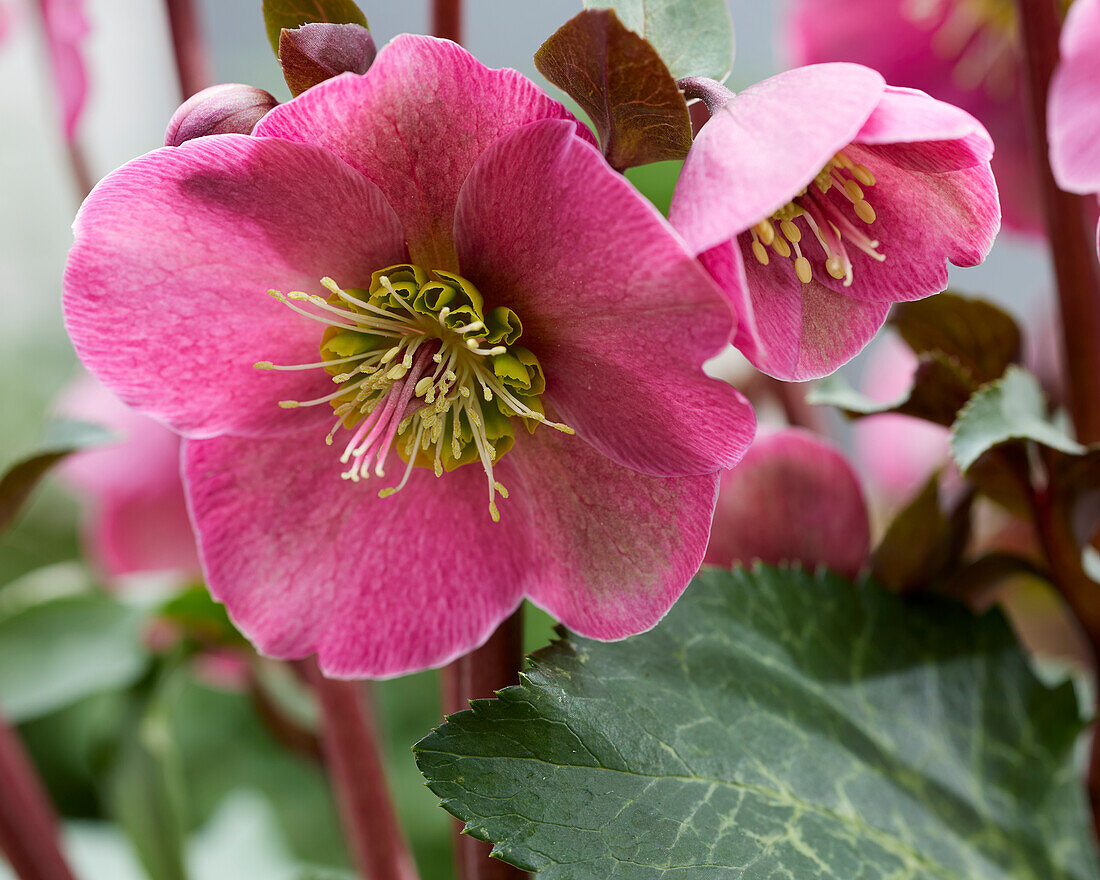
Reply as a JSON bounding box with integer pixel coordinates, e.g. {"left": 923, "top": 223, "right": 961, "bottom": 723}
{"left": 416, "top": 566, "right": 1097, "bottom": 879}
{"left": 582, "top": 0, "right": 734, "bottom": 81}
{"left": 952, "top": 366, "right": 1084, "bottom": 471}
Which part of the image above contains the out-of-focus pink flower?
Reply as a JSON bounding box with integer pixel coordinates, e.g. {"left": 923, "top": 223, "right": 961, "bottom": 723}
{"left": 705, "top": 428, "right": 871, "bottom": 578}
{"left": 788, "top": 0, "right": 1043, "bottom": 236}
{"left": 669, "top": 65, "right": 1000, "bottom": 381}
{"left": 1050, "top": 0, "right": 1100, "bottom": 257}
{"left": 37, "top": 0, "right": 90, "bottom": 142}
{"left": 55, "top": 374, "right": 200, "bottom": 579}
{"left": 852, "top": 335, "right": 951, "bottom": 498}
{"left": 0, "top": 4, "right": 11, "bottom": 44}
{"left": 63, "top": 36, "right": 756, "bottom": 678}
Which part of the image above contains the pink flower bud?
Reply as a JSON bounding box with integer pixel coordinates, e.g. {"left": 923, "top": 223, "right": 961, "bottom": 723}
{"left": 165, "top": 83, "right": 279, "bottom": 147}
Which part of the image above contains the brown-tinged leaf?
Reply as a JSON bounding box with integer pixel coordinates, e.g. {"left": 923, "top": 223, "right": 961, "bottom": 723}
{"left": 872, "top": 474, "right": 974, "bottom": 593}
{"left": 891, "top": 292, "right": 1021, "bottom": 385}
{"left": 262, "top": 0, "right": 368, "bottom": 57}
{"left": 535, "top": 9, "right": 692, "bottom": 171}
{"left": 279, "top": 22, "right": 376, "bottom": 97}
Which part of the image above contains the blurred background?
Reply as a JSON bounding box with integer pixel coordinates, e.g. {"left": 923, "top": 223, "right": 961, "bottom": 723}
{"left": 0, "top": 1, "right": 1063, "bottom": 878}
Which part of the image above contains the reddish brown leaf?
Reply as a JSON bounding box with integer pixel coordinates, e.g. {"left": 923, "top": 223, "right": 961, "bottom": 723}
{"left": 262, "top": 0, "right": 368, "bottom": 56}
{"left": 279, "top": 22, "right": 376, "bottom": 97}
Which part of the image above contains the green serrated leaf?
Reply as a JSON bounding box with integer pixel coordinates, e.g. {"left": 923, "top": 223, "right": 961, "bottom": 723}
{"left": 0, "top": 419, "right": 115, "bottom": 535}
{"left": 952, "top": 366, "right": 1084, "bottom": 472}
{"left": 262, "top": 0, "right": 368, "bottom": 56}
{"left": 535, "top": 9, "right": 692, "bottom": 171}
{"left": 0, "top": 593, "right": 148, "bottom": 722}
{"left": 415, "top": 566, "right": 1097, "bottom": 879}
{"left": 582, "top": 0, "right": 734, "bottom": 81}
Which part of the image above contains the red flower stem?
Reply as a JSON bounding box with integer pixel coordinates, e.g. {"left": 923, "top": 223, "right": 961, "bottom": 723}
{"left": 301, "top": 662, "right": 420, "bottom": 880}
{"left": 1015, "top": 0, "right": 1100, "bottom": 445}
{"left": 164, "top": 0, "right": 212, "bottom": 101}
{"left": 431, "top": 0, "right": 463, "bottom": 45}
{"left": 0, "top": 709, "right": 77, "bottom": 880}
{"left": 441, "top": 609, "right": 526, "bottom": 880}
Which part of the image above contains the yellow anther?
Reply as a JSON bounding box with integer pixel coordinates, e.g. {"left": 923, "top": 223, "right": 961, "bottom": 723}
{"left": 494, "top": 482, "right": 509, "bottom": 499}
{"left": 414, "top": 377, "right": 435, "bottom": 397}
{"left": 489, "top": 502, "right": 500, "bottom": 523}
{"left": 844, "top": 179, "right": 864, "bottom": 201}
{"left": 773, "top": 237, "right": 791, "bottom": 259}
{"left": 253, "top": 361, "right": 274, "bottom": 370}
{"left": 854, "top": 200, "right": 876, "bottom": 223}
{"left": 380, "top": 346, "right": 402, "bottom": 364}
{"left": 780, "top": 219, "right": 801, "bottom": 243}
{"left": 853, "top": 164, "right": 875, "bottom": 186}
{"left": 278, "top": 400, "right": 299, "bottom": 409}
{"left": 386, "top": 364, "right": 408, "bottom": 380}
{"left": 825, "top": 256, "right": 846, "bottom": 280}
{"left": 751, "top": 240, "right": 770, "bottom": 266}
{"left": 754, "top": 219, "right": 776, "bottom": 246}
{"left": 795, "top": 256, "right": 813, "bottom": 284}
{"left": 287, "top": 291, "right": 309, "bottom": 301}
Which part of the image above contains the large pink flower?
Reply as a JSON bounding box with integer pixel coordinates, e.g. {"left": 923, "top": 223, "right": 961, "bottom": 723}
{"left": 55, "top": 374, "right": 200, "bottom": 579}
{"left": 63, "top": 36, "right": 755, "bottom": 678}
{"left": 1050, "top": 0, "right": 1100, "bottom": 256}
{"left": 669, "top": 65, "right": 1000, "bottom": 381}
{"left": 787, "top": 0, "right": 1043, "bottom": 236}
{"left": 705, "top": 428, "right": 871, "bottom": 579}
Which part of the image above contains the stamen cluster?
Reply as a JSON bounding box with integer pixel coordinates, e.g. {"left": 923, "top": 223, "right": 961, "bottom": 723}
{"left": 748, "top": 150, "right": 884, "bottom": 287}
{"left": 257, "top": 265, "right": 571, "bottom": 521}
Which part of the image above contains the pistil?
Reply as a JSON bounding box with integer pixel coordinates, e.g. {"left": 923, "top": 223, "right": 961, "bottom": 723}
{"left": 747, "top": 150, "right": 885, "bottom": 287}
{"left": 258, "top": 265, "right": 571, "bottom": 521}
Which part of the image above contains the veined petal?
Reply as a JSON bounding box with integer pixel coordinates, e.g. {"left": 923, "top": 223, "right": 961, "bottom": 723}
{"left": 701, "top": 239, "right": 889, "bottom": 381}
{"left": 64, "top": 134, "right": 407, "bottom": 439}
{"left": 454, "top": 118, "right": 755, "bottom": 477}
{"left": 509, "top": 427, "right": 719, "bottom": 641}
{"left": 183, "top": 430, "right": 534, "bottom": 679}
{"left": 669, "top": 63, "right": 885, "bottom": 255}
{"left": 1050, "top": 0, "right": 1100, "bottom": 193}
{"left": 255, "top": 34, "right": 592, "bottom": 270}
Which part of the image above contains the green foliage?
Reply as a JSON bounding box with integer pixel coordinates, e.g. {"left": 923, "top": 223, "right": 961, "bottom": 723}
{"left": 951, "top": 366, "right": 1084, "bottom": 471}
{"left": 416, "top": 566, "right": 1097, "bottom": 879}
{"left": 261, "top": 0, "right": 368, "bottom": 56}
{"left": 0, "top": 591, "right": 148, "bottom": 722}
{"left": 535, "top": 9, "right": 692, "bottom": 171}
{"left": 582, "top": 0, "right": 734, "bottom": 81}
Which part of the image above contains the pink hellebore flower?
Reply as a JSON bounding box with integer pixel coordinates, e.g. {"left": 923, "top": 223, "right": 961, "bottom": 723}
{"left": 63, "top": 36, "right": 756, "bottom": 678}
{"left": 55, "top": 374, "right": 200, "bottom": 579}
{"left": 669, "top": 64, "right": 1000, "bottom": 381}
{"left": 704, "top": 428, "right": 871, "bottom": 579}
{"left": 1050, "top": 0, "right": 1100, "bottom": 256}
{"left": 787, "top": 0, "right": 1044, "bottom": 236}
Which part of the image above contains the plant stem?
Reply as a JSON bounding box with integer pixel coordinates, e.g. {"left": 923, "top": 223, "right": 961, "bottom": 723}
{"left": 0, "top": 710, "right": 76, "bottom": 880}
{"left": 301, "top": 662, "right": 420, "bottom": 880}
{"left": 164, "top": 0, "right": 212, "bottom": 101}
{"left": 441, "top": 610, "right": 526, "bottom": 880}
{"left": 1015, "top": 0, "right": 1100, "bottom": 444}
{"left": 431, "top": 0, "right": 463, "bottom": 44}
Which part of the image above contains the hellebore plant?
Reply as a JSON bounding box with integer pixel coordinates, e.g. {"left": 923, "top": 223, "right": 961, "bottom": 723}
{"left": 670, "top": 65, "right": 1000, "bottom": 380}
{"left": 787, "top": 0, "right": 1049, "bottom": 236}
{"left": 55, "top": 373, "right": 200, "bottom": 579}
{"left": 1050, "top": 0, "right": 1100, "bottom": 257}
{"left": 63, "top": 35, "right": 756, "bottom": 678}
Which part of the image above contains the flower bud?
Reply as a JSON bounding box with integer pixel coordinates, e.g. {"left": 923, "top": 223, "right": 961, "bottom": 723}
{"left": 279, "top": 22, "right": 376, "bottom": 97}
{"left": 165, "top": 84, "right": 279, "bottom": 147}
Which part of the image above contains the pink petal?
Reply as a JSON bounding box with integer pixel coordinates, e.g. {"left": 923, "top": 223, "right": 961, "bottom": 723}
{"left": 787, "top": 0, "right": 1042, "bottom": 237}
{"left": 454, "top": 118, "right": 755, "bottom": 476}
{"left": 183, "top": 429, "right": 533, "bottom": 679}
{"left": 700, "top": 239, "right": 890, "bottom": 381}
{"left": 856, "top": 86, "right": 994, "bottom": 170}
{"left": 40, "top": 0, "right": 89, "bottom": 142}
{"left": 819, "top": 143, "right": 999, "bottom": 303}
{"left": 55, "top": 375, "right": 199, "bottom": 577}
{"left": 705, "top": 428, "right": 870, "bottom": 579}
{"left": 852, "top": 336, "right": 950, "bottom": 498}
{"left": 508, "top": 426, "right": 719, "bottom": 641}
{"left": 254, "top": 34, "right": 592, "bottom": 270}
{"left": 1050, "top": 0, "right": 1100, "bottom": 193}
{"left": 669, "top": 63, "right": 885, "bottom": 256}
{"left": 64, "top": 134, "right": 407, "bottom": 439}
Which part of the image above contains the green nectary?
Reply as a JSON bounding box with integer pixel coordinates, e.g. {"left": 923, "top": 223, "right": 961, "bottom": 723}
{"left": 261, "top": 264, "right": 570, "bottom": 520}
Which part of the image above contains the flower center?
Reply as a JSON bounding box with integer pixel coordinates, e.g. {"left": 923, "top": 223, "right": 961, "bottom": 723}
{"left": 257, "top": 264, "right": 571, "bottom": 521}
{"left": 747, "top": 150, "right": 884, "bottom": 287}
